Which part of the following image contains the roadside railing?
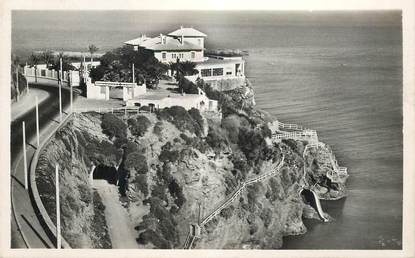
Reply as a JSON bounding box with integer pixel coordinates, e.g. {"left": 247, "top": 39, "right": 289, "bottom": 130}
{"left": 29, "top": 113, "right": 73, "bottom": 249}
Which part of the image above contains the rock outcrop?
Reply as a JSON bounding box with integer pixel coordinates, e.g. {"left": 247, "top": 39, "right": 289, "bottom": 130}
{"left": 36, "top": 80, "right": 347, "bottom": 249}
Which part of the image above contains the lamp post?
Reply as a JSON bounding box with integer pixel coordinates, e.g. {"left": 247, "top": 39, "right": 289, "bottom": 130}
{"left": 35, "top": 96, "right": 40, "bottom": 147}
{"left": 22, "top": 121, "right": 28, "bottom": 190}
{"left": 59, "top": 58, "right": 62, "bottom": 122}
{"left": 56, "top": 164, "right": 61, "bottom": 249}
{"left": 70, "top": 83, "right": 73, "bottom": 114}
{"left": 132, "top": 63, "right": 135, "bottom": 84}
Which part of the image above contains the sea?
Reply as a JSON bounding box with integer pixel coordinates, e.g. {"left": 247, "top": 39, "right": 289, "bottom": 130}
{"left": 12, "top": 10, "right": 403, "bottom": 249}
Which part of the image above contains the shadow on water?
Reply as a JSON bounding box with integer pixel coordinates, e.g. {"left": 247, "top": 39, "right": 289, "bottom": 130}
{"left": 281, "top": 197, "right": 347, "bottom": 249}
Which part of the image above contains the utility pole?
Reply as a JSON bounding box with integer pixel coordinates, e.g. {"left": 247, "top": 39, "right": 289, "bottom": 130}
{"left": 35, "top": 96, "right": 40, "bottom": 147}
{"left": 56, "top": 164, "right": 61, "bottom": 249}
{"left": 22, "top": 121, "right": 28, "bottom": 190}
{"left": 59, "top": 58, "right": 63, "bottom": 122}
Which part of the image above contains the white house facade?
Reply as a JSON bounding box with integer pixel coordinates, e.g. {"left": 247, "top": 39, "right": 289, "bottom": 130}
{"left": 124, "top": 26, "right": 245, "bottom": 82}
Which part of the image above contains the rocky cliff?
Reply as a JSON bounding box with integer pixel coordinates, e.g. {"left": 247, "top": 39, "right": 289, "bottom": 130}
{"left": 36, "top": 79, "right": 347, "bottom": 249}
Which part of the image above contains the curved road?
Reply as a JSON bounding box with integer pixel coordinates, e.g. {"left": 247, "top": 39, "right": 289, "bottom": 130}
{"left": 10, "top": 82, "right": 73, "bottom": 248}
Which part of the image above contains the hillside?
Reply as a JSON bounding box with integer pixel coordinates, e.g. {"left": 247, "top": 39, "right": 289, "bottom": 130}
{"left": 35, "top": 79, "right": 347, "bottom": 248}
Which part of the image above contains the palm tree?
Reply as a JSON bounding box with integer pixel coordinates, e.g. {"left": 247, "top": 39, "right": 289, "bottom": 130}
{"left": 28, "top": 53, "right": 40, "bottom": 83}
{"left": 88, "top": 44, "right": 99, "bottom": 64}
{"left": 41, "top": 50, "right": 54, "bottom": 69}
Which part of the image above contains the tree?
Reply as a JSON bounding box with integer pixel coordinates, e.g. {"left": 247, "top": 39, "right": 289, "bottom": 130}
{"left": 88, "top": 44, "right": 99, "bottom": 64}
{"left": 51, "top": 53, "right": 75, "bottom": 82}
{"left": 101, "top": 113, "right": 127, "bottom": 140}
{"left": 28, "top": 53, "right": 40, "bottom": 83}
{"left": 170, "top": 60, "right": 198, "bottom": 80}
{"left": 41, "top": 50, "right": 54, "bottom": 69}
{"left": 86, "top": 45, "right": 168, "bottom": 84}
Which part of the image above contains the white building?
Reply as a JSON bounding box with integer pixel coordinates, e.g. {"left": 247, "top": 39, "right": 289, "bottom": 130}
{"left": 124, "top": 26, "right": 206, "bottom": 63}
{"left": 124, "top": 26, "right": 245, "bottom": 82}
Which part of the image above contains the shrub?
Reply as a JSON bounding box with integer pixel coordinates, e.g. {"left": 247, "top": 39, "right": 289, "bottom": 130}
{"left": 260, "top": 207, "right": 273, "bottom": 228}
{"left": 230, "top": 150, "right": 249, "bottom": 180}
{"left": 201, "top": 81, "right": 222, "bottom": 101}
{"left": 125, "top": 152, "right": 148, "bottom": 174}
{"left": 113, "top": 137, "right": 128, "bottom": 149}
{"left": 86, "top": 139, "right": 122, "bottom": 166}
{"left": 137, "top": 229, "right": 170, "bottom": 249}
{"left": 151, "top": 183, "right": 168, "bottom": 202}
{"left": 247, "top": 183, "right": 261, "bottom": 212}
{"left": 205, "top": 124, "right": 229, "bottom": 151}
{"left": 267, "top": 177, "right": 281, "bottom": 202}
{"left": 157, "top": 106, "right": 201, "bottom": 136}
{"left": 153, "top": 121, "right": 163, "bottom": 136}
{"left": 220, "top": 205, "right": 234, "bottom": 219}
{"left": 134, "top": 174, "right": 149, "bottom": 196}
{"left": 159, "top": 143, "right": 180, "bottom": 163}
{"left": 128, "top": 115, "right": 152, "bottom": 137}
{"left": 148, "top": 197, "right": 178, "bottom": 246}
{"left": 101, "top": 113, "right": 127, "bottom": 140}
{"left": 179, "top": 133, "right": 193, "bottom": 145}
{"left": 221, "top": 115, "right": 241, "bottom": 143}
{"left": 168, "top": 180, "right": 186, "bottom": 208}
{"left": 188, "top": 108, "right": 204, "bottom": 133}
{"left": 177, "top": 76, "right": 199, "bottom": 94}
{"left": 249, "top": 223, "right": 258, "bottom": 235}
{"left": 123, "top": 141, "right": 139, "bottom": 156}
{"left": 78, "top": 184, "right": 92, "bottom": 204}
{"left": 238, "top": 126, "right": 269, "bottom": 165}
{"left": 282, "top": 139, "right": 304, "bottom": 155}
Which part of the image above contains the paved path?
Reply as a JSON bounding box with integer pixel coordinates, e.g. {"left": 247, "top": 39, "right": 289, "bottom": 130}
{"left": 93, "top": 180, "right": 138, "bottom": 248}
{"left": 11, "top": 88, "right": 50, "bottom": 122}
{"left": 10, "top": 83, "right": 72, "bottom": 248}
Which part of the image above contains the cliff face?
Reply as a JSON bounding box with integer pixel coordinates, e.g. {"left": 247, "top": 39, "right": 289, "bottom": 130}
{"left": 36, "top": 113, "right": 116, "bottom": 248}
{"left": 36, "top": 79, "right": 347, "bottom": 249}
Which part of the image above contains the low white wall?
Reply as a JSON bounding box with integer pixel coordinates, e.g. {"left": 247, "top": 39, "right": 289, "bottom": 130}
{"left": 126, "top": 94, "right": 218, "bottom": 112}
{"left": 86, "top": 82, "right": 108, "bottom": 100}
{"left": 24, "top": 66, "right": 80, "bottom": 87}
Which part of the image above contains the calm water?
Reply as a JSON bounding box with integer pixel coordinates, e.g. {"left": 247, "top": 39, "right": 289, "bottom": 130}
{"left": 12, "top": 11, "right": 403, "bottom": 249}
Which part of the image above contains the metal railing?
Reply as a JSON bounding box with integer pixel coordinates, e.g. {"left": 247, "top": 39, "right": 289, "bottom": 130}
{"left": 94, "top": 81, "right": 140, "bottom": 88}
{"left": 183, "top": 154, "right": 285, "bottom": 249}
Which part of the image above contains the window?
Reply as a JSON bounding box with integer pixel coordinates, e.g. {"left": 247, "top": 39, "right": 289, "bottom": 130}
{"left": 41, "top": 70, "right": 46, "bottom": 77}
{"left": 212, "top": 68, "right": 224, "bottom": 76}
{"left": 191, "top": 52, "right": 195, "bottom": 59}
{"left": 172, "top": 53, "right": 177, "bottom": 59}
{"left": 179, "top": 53, "right": 184, "bottom": 59}
{"left": 226, "top": 71, "right": 232, "bottom": 75}
{"left": 201, "top": 69, "right": 212, "bottom": 77}
{"left": 198, "top": 39, "right": 202, "bottom": 46}
{"left": 162, "top": 52, "right": 167, "bottom": 60}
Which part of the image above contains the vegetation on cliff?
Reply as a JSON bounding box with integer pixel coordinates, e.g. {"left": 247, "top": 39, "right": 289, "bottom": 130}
{"left": 36, "top": 76, "right": 346, "bottom": 249}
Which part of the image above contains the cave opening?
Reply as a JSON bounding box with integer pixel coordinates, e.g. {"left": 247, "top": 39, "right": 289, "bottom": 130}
{"left": 92, "top": 165, "right": 118, "bottom": 185}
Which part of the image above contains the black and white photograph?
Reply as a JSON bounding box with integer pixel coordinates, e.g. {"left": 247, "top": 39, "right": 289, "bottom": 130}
{"left": 1, "top": 1, "right": 414, "bottom": 257}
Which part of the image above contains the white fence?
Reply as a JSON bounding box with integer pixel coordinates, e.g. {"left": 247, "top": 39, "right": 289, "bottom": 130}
{"left": 273, "top": 129, "right": 318, "bottom": 143}
{"left": 24, "top": 66, "right": 80, "bottom": 86}
{"left": 200, "top": 155, "right": 285, "bottom": 227}
{"left": 269, "top": 120, "right": 306, "bottom": 132}
{"left": 73, "top": 106, "right": 144, "bottom": 114}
